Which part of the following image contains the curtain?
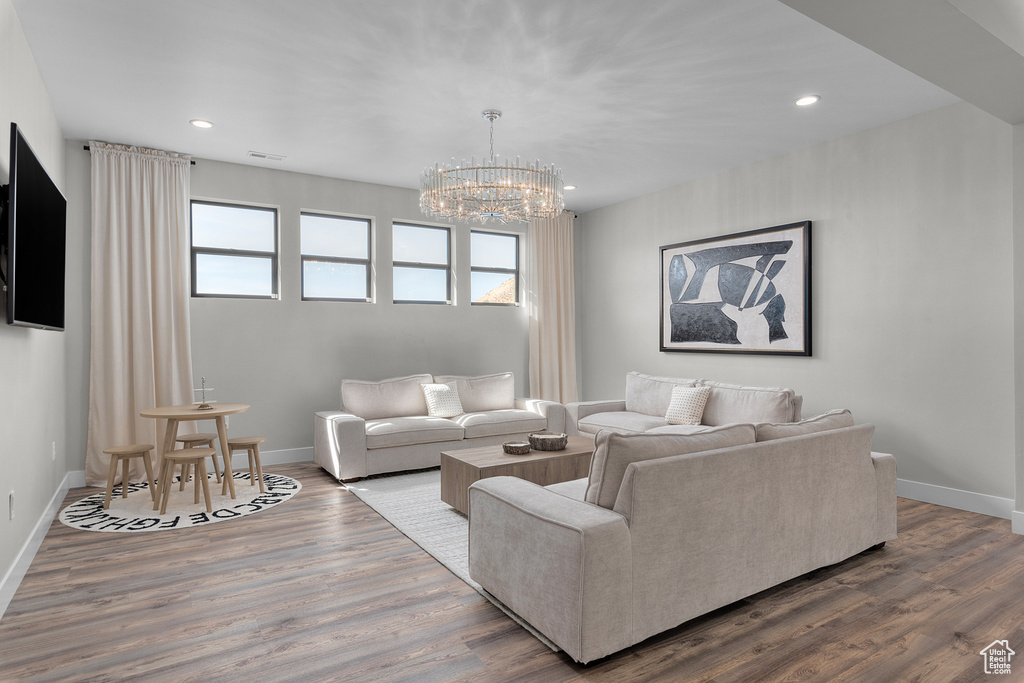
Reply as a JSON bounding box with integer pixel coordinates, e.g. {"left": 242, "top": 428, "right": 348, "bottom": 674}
{"left": 85, "top": 142, "right": 194, "bottom": 486}
{"left": 527, "top": 210, "right": 579, "bottom": 403}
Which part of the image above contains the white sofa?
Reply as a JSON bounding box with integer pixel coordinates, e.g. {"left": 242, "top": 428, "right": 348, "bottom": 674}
{"left": 314, "top": 372, "right": 565, "bottom": 481}
{"left": 565, "top": 371, "right": 803, "bottom": 436}
{"left": 468, "top": 410, "right": 897, "bottom": 664}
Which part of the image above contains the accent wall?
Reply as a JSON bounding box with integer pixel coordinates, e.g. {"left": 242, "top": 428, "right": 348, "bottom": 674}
{"left": 576, "top": 101, "right": 1015, "bottom": 509}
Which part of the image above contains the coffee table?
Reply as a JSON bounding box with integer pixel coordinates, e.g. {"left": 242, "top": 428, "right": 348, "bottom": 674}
{"left": 440, "top": 435, "right": 595, "bottom": 516}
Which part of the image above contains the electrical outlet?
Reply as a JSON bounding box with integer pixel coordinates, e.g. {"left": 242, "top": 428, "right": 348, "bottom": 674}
{"left": 8, "top": 491, "right": 14, "bottom": 520}
{"left": 225, "top": 416, "right": 230, "bottom": 430}
{"left": 51, "top": 441, "right": 56, "bottom": 461}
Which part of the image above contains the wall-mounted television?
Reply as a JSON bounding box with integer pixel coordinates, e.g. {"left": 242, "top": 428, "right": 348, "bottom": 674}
{"left": 1, "top": 122, "right": 67, "bottom": 331}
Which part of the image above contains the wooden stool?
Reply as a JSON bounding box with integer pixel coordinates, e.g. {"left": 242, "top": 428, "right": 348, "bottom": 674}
{"left": 226, "top": 437, "right": 266, "bottom": 494}
{"left": 175, "top": 433, "right": 221, "bottom": 483}
{"left": 102, "top": 444, "right": 156, "bottom": 509}
{"left": 156, "top": 449, "right": 214, "bottom": 514}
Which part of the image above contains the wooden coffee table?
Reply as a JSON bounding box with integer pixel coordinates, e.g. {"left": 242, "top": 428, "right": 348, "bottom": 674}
{"left": 440, "top": 436, "right": 595, "bottom": 516}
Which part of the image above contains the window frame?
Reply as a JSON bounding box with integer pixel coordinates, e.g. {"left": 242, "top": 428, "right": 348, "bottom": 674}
{"left": 470, "top": 229, "right": 520, "bottom": 307}
{"left": 392, "top": 222, "right": 452, "bottom": 305}
{"left": 299, "top": 211, "right": 373, "bottom": 303}
{"left": 190, "top": 199, "right": 279, "bottom": 300}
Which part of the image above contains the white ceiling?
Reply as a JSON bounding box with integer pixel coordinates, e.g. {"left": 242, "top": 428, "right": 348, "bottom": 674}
{"left": 12, "top": 0, "right": 959, "bottom": 213}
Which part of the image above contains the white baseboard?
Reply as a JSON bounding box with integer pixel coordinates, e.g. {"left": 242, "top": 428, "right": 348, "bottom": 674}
{"left": 897, "top": 478, "right": 1015, "bottom": 521}
{"left": 228, "top": 446, "right": 313, "bottom": 467}
{"left": 0, "top": 471, "right": 75, "bottom": 622}
{"left": 1012, "top": 511, "right": 1024, "bottom": 535}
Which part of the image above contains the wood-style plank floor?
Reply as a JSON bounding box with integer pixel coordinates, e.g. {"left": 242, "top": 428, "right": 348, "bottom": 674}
{"left": 1, "top": 462, "right": 1021, "bottom": 682}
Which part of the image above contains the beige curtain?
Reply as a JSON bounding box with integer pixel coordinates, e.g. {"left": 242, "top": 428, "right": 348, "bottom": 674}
{"left": 527, "top": 210, "right": 579, "bottom": 403}
{"left": 85, "top": 142, "right": 194, "bottom": 486}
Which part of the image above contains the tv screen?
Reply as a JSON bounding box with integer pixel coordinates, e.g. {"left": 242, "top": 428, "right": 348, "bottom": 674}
{"left": 3, "top": 122, "right": 66, "bottom": 331}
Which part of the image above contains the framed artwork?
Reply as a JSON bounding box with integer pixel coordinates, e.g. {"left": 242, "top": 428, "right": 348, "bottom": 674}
{"left": 660, "top": 221, "right": 811, "bottom": 355}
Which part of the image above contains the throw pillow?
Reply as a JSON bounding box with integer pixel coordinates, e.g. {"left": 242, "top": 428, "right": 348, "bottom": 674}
{"left": 664, "top": 385, "right": 710, "bottom": 425}
{"left": 421, "top": 382, "right": 464, "bottom": 418}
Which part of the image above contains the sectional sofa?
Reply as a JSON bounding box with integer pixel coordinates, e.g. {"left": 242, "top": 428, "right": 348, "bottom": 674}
{"left": 468, "top": 411, "right": 897, "bottom": 664}
{"left": 565, "top": 371, "right": 803, "bottom": 436}
{"left": 313, "top": 372, "right": 565, "bottom": 481}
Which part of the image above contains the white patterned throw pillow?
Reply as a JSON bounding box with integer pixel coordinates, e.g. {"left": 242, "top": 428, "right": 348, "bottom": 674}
{"left": 421, "top": 382, "right": 464, "bottom": 418}
{"left": 665, "top": 384, "right": 711, "bottom": 425}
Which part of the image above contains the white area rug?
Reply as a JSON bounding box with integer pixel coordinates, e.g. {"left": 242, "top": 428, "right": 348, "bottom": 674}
{"left": 59, "top": 472, "right": 301, "bottom": 532}
{"left": 346, "top": 469, "right": 559, "bottom": 652}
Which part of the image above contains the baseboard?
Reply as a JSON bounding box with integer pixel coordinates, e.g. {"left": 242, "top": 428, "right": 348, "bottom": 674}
{"left": 228, "top": 446, "right": 313, "bottom": 467}
{"left": 0, "top": 471, "right": 75, "bottom": 622}
{"left": 1012, "top": 511, "right": 1024, "bottom": 535}
{"left": 897, "top": 478, "right": 1015, "bottom": 521}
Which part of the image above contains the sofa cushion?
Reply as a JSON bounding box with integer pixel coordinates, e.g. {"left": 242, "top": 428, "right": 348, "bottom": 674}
{"left": 364, "top": 415, "right": 464, "bottom": 449}
{"left": 421, "top": 382, "right": 464, "bottom": 418}
{"left": 755, "top": 409, "right": 854, "bottom": 442}
{"left": 578, "top": 411, "right": 668, "bottom": 435}
{"left": 453, "top": 409, "right": 548, "bottom": 439}
{"left": 645, "top": 424, "right": 716, "bottom": 435}
{"left": 585, "top": 424, "right": 756, "bottom": 509}
{"left": 665, "top": 385, "right": 710, "bottom": 425}
{"left": 342, "top": 374, "right": 432, "bottom": 420}
{"left": 624, "top": 371, "right": 698, "bottom": 417}
{"left": 433, "top": 372, "right": 515, "bottom": 412}
{"left": 699, "top": 380, "right": 797, "bottom": 426}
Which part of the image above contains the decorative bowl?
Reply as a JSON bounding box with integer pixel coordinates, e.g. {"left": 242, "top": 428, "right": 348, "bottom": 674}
{"left": 528, "top": 432, "right": 568, "bottom": 451}
{"left": 502, "top": 441, "right": 531, "bottom": 455}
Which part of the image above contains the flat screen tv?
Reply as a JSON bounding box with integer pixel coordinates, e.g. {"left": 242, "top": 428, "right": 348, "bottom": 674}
{"left": 1, "top": 122, "right": 66, "bottom": 331}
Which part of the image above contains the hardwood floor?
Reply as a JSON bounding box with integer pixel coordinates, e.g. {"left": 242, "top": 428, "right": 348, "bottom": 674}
{"left": 1, "top": 462, "right": 1021, "bottom": 682}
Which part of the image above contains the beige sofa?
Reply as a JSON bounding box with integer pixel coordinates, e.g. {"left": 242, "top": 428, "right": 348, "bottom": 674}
{"left": 468, "top": 411, "right": 897, "bottom": 664}
{"left": 314, "top": 372, "right": 565, "bottom": 481}
{"left": 565, "top": 371, "right": 803, "bottom": 436}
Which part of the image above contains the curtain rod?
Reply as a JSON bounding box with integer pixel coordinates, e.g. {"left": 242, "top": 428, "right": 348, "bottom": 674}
{"left": 82, "top": 145, "right": 196, "bottom": 165}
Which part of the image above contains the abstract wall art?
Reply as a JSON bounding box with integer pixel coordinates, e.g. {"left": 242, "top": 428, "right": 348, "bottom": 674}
{"left": 660, "top": 221, "right": 811, "bottom": 355}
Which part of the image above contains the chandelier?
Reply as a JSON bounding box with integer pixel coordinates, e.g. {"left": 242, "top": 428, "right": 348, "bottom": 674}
{"left": 420, "top": 110, "right": 564, "bottom": 224}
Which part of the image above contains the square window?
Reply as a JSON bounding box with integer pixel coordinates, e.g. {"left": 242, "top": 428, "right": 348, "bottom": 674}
{"left": 301, "top": 213, "right": 371, "bottom": 301}
{"left": 393, "top": 223, "right": 451, "bottom": 304}
{"left": 471, "top": 230, "right": 518, "bottom": 305}
{"left": 191, "top": 201, "right": 278, "bottom": 298}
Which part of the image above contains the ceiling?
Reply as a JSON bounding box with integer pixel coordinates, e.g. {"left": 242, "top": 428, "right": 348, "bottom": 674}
{"left": 12, "top": 0, "right": 963, "bottom": 214}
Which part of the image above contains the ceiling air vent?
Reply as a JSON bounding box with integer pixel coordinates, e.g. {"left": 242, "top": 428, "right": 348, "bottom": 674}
{"left": 247, "top": 150, "right": 286, "bottom": 162}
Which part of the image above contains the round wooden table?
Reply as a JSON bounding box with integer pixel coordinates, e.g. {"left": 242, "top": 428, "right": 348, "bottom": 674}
{"left": 140, "top": 403, "right": 250, "bottom": 502}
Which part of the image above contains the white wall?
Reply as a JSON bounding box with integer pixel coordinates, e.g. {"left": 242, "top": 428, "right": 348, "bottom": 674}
{"left": 62, "top": 158, "right": 531, "bottom": 468}
{"left": 577, "top": 102, "right": 1015, "bottom": 500}
{"left": 0, "top": 0, "right": 67, "bottom": 595}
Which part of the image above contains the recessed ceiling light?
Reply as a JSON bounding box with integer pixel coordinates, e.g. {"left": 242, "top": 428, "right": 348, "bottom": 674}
{"left": 564, "top": 185, "right": 577, "bottom": 190}
{"left": 190, "top": 119, "right": 214, "bottom": 128}
{"left": 794, "top": 95, "right": 820, "bottom": 107}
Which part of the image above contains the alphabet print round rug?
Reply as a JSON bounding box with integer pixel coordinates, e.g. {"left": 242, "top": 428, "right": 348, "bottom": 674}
{"left": 59, "top": 472, "right": 301, "bottom": 533}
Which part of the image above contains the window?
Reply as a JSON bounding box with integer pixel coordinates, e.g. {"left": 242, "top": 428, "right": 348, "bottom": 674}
{"left": 392, "top": 223, "right": 451, "bottom": 304}
{"left": 300, "top": 213, "right": 371, "bottom": 301}
{"left": 471, "top": 231, "right": 519, "bottom": 305}
{"left": 191, "top": 201, "right": 277, "bottom": 298}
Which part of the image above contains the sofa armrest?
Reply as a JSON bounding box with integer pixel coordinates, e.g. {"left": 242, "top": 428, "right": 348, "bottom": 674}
{"left": 515, "top": 397, "right": 566, "bottom": 434}
{"left": 564, "top": 399, "right": 627, "bottom": 436}
{"left": 314, "top": 411, "right": 368, "bottom": 481}
{"left": 468, "top": 476, "right": 633, "bottom": 664}
{"left": 871, "top": 451, "right": 898, "bottom": 543}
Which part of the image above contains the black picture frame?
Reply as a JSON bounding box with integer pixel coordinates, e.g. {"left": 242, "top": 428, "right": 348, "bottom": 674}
{"left": 660, "top": 221, "right": 811, "bottom": 356}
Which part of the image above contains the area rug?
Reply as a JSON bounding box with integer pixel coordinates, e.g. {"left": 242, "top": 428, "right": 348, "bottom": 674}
{"left": 346, "top": 469, "right": 559, "bottom": 652}
{"left": 59, "top": 472, "right": 301, "bottom": 533}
